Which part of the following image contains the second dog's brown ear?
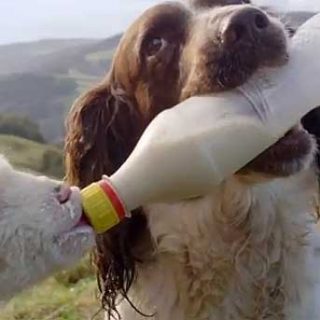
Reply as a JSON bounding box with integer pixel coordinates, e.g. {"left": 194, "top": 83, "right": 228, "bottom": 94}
{"left": 189, "top": 0, "right": 250, "bottom": 9}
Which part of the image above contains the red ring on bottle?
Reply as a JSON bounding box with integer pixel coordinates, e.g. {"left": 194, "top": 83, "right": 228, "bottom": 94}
{"left": 98, "top": 180, "right": 126, "bottom": 220}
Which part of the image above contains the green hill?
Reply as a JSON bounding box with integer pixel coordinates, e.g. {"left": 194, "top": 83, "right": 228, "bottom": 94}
{"left": 0, "top": 135, "right": 63, "bottom": 178}
{"left": 0, "top": 36, "right": 121, "bottom": 143}
{"left": 0, "top": 73, "right": 78, "bottom": 142}
{"left": 0, "top": 36, "right": 120, "bottom": 77}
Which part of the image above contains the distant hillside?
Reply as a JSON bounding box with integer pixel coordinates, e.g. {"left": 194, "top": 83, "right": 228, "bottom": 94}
{"left": 0, "top": 73, "right": 77, "bottom": 142}
{"left": 0, "top": 35, "right": 121, "bottom": 142}
{"left": 0, "top": 36, "right": 121, "bottom": 77}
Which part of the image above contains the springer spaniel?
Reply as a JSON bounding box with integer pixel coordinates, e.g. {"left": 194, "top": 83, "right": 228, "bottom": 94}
{"left": 65, "top": 1, "right": 320, "bottom": 319}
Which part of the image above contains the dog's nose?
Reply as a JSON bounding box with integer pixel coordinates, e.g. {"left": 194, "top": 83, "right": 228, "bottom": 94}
{"left": 55, "top": 184, "right": 72, "bottom": 204}
{"left": 222, "top": 8, "right": 270, "bottom": 45}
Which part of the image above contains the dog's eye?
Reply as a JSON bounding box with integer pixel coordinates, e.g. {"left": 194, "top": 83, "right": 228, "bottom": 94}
{"left": 286, "top": 27, "right": 296, "bottom": 37}
{"left": 145, "top": 37, "right": 167, "bottom": 57}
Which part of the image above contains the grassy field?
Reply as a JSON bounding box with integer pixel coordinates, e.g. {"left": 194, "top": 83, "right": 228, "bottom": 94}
{"left": 1, "top": 275, "right": 103, "bottom": 320}
{"left": 0, "top": 134, "right": 64, "bottom": 178}
{"left": 0, "top": 135, "right": 103, "bottom": 320}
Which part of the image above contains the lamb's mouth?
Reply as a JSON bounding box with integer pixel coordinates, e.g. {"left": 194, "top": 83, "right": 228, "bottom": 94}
{"left": 241, "top": 124, "right": 315, "bottom": 177}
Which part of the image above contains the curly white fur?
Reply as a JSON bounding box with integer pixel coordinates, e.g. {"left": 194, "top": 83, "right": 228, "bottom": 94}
{"left": 0, "top": 156, "right": 94, "bottom": 302}
{"left": 117, "top": 166, "right": 320, "bottom": 320}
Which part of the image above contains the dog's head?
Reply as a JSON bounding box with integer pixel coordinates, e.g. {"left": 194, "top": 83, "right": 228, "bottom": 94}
{"left": 65, "top": 0, "right": 315, "bottom": 315}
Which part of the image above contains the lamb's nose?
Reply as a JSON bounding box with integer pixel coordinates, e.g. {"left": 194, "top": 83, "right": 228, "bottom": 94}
{"left": 222, "top": 7, "right": 270, "bottom": 45}
{"left": 55, "top": 184, "right": 72, "bottom": 204}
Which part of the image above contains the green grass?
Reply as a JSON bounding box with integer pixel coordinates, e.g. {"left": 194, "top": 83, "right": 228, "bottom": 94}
{"left": 0, "top": 276, "right": 103, "bottom": 320}
{"left": 0, "top": 134, "right": 64, "bottom": 178}
{"left": 0, "top": 251, "right": 102, "bottom": 319}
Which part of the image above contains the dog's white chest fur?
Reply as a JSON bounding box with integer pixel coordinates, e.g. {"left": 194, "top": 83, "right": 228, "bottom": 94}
{"left": 115, "top": 170, "right": 320, "bottom": 320}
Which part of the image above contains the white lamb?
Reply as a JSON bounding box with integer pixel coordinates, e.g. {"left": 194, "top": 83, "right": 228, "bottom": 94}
{"left": 0, "top": 155, "right": 94, "bottom": 301}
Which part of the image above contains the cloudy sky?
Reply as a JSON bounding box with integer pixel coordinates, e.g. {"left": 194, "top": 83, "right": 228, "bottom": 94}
{"left": 0, "top": 0, "right": 319, "bottom": 45}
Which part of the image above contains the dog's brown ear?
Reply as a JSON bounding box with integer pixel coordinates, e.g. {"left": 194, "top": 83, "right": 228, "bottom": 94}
{"left": 65, "top": 80, "right": 144, "bottom": 187}
{"left": 189, "top": 0, "right": 250, "bottom": 9}
{"left": 64, "top": 80, "right": 149, "bottom": 317}
{"left": 65, "top": 81, "right": 148, "bottom": 317}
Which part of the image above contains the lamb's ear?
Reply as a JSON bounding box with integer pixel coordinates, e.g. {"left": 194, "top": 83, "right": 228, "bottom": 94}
{"left": 189, "top": 0, "right": 250, "bottom": 9}
{"left": 64, "top": 81, "right": 144, "bottom": 187}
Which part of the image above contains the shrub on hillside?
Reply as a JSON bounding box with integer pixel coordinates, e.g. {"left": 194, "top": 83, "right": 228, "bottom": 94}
{"left": 41, "top": 148, "right": 64, "bottom": 178}
{"left": 0, "top": 113, "right": 45, "bottom": 143}
{"left": 0, "top": 73, "right": 78, "bottom": 142}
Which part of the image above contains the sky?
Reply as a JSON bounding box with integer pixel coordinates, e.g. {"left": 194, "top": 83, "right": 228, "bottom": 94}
{"left": 0, "top": 0, "right": 319, "bottom": 45}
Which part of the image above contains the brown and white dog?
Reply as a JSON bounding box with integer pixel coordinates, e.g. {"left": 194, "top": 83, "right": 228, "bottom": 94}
{"left": 65, "top": 1, "right": 320, "bottom": 319}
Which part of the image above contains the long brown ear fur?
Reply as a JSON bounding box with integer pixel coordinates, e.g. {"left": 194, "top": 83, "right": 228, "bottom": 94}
{"left": 65, "top": 80, "right": 144, "bottom": 187}
{"left": 64, "top": 79, "right": 149, "bottom": 318}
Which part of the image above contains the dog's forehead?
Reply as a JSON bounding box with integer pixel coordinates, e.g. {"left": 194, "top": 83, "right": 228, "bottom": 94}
{"left": 189, "top": 0, "right": 251, "bottom": 9}
{"left": 190, "top": 0, "right": 250, "bottom": 9}
{"left": 132, "top": 2, "right": 191, "bottom": 33}
{"left": 116, "top": 2, "right": 190, "bottom": 60}
{"left": 124, "top": 0, "right": 255, "bottom": 39}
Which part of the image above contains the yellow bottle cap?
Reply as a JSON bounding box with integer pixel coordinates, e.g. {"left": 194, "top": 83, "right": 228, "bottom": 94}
{"left": 81, "top": 181, "right": 125, "bottom": 234}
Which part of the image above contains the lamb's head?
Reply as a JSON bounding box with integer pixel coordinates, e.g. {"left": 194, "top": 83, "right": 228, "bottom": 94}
{"left": 0, "top": 157, "right": 94, "bottom": 300}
